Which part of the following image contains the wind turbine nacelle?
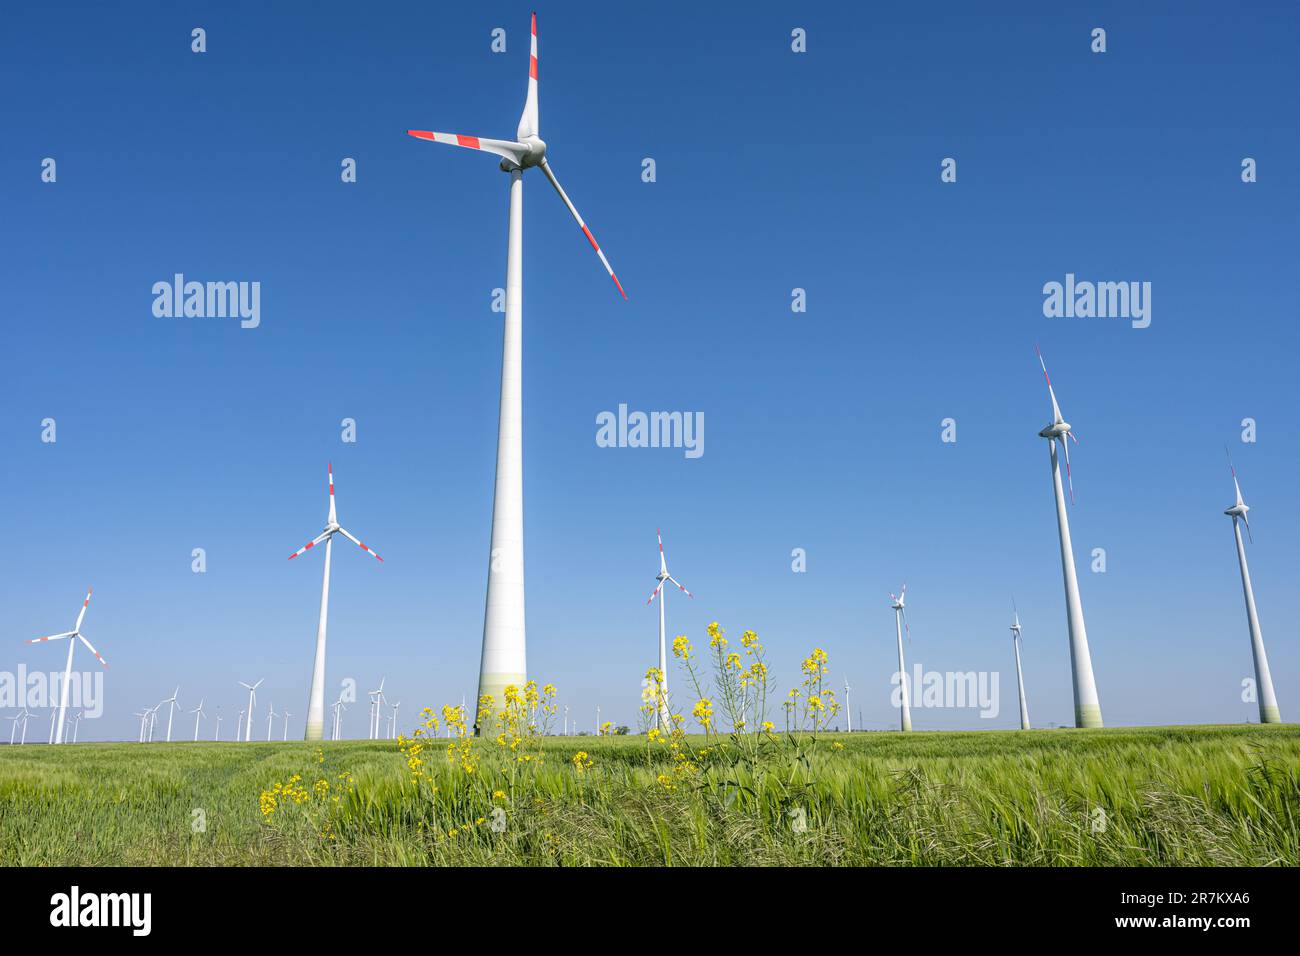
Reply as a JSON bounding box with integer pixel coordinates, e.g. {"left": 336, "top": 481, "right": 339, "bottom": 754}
{"left": 1225, "top": 503, "right": 1249, "bottom": 518}
{"left": 1039, "top": 420, "right": 1071, "bottom": 439}
{"left": 501, "top": 137, "right": 547, "bottom": 172}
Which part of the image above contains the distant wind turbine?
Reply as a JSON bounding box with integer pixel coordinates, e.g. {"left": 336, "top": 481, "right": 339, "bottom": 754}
{"left": 1224, "top": 456, "right": 1282, "bottom": 723}
{"left": 190, "top": 699, "right": 207, "bottom": 742}
{"left": 844, "top": 678, "right": 852, "bottom": 733}
{"left": 161, "top": 687, "right": 181, "bottom": 742}
{"left": 281, "top": 710, "right": 292, "bottom": 741}
{"left": 889, "top": 585, "right": 912, "bottom": 732}
{"left": 24, "top": 588, "right": 108, "bottom": 744}
{"left": 215, "top": 713, "right": 223, "bottom": 742}
{"left": 239, "top": 680, "right": 263, "bottom": 742}
{"left": 646, "top": 529, "right": 692, "bottom": 729}
{"left": 1034, "top": 346, "right": 1103, "bottom": 728}
{"left": 368, "top": 678, "right": 386, "bottom": 740}
{"left": 6, "top": 712, "right": 21, "bottom": 745}
{"left": 266, "top": 702, "right": 277, "bottom": 742}
{"left": 330, "top": 697, "right": 346, "bottom": 741}
{"left": 288, "top": 463, "right": 384, "bottom": 742}
{"left": 1010, "top": 602, "right": 1031, "bottom": 730}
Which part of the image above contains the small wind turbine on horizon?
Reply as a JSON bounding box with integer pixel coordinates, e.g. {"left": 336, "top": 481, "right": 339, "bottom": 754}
{"left": 24, "top": 588, "right": 109, "bottom": 745}
{"left": 236, "top": 709, "right": 245, "bottom": 743}
{"left": 1223, "top": 454, "right": 1282, "bottom": 724}
{"left": 388, "top": 701, "right": 401, "bottom": 739}
{"left": 368, "top": 678, "right": 386, "bottom": 740}
{"left": 18, "top": 708, "right": 32, "bottom": 745}
{"left": 1010, "top": 601, "right": 1031, "bottom": 731}
{"left": 289, "top": 463, "right": 384, "bottom": 742}
{"left": 407, "top": 13, "right": 627, "bottom": 732}
{"left": 1035, "top": 346, "right": 1103, "bottom": 728}
{"left": 190, "top": 698, "right": 207, "bottom": 742}
{"left": 214, "top": 712, "right": 223, "bottom": 741}
{"left": 6, "top": 711, "right": 22, "bottom": 745}
{"left": 890, "top": 585, "right": 913, "bottom": 732}
{"left": 266, "top": 702, "right": 277, "bottom": 742}
{"left": 160, "top": 686, "right": 181, "bottom": 742}
{"left": 844, "top": 678, "right": 852, "bottom": 733}
{"left": 646, "top": 529, "right": 692, "bottom": 729}
{"left": 239, "top": 679, "right": 263, "bottom": 742}
{"left": 281, "top": 709, "right": 292, "bottom": 741}
{"left": 70, "top": 710, "right": 83, "bottom": 743}
{"left": 330, "top": 695, "right": 346, "bottom": 741}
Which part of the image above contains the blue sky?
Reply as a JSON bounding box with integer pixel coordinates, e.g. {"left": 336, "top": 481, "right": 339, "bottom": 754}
{"left": 1, "top": 1, "right": 1296, "bottom": 740}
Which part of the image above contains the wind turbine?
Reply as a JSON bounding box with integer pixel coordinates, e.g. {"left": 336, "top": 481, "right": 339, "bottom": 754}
{"left": 281, "top": 710, "right": 292, "bottom": 741}
{"left": 133, "top": 711, "right": 147, "bottom": 743}
{"left": 239, "top": 680, "right": 263, "bottom": 742}
{"left": 215, "top": 712, "right": 223, "bottom": 741}
{"left": 844, "top": 678, "right": 852, "bottom": 733}
{"left": 289, "top": 463, "right": 384, "bottom": 741}
{"left": 889, "top": 586, "right": 912, "bottom": 732}
{"left": 388, "top": 701, "right": 401, "bottom": 739}
{"left": 19, "top": 708, "right": 32, "bottom": 745}
{"left": 330, "top": 697, "right": 346, "bottom": 741}
{"left": 1224, "top": 457, "right": 1282, "bottom": 723}
{"left": 1034, "top": 346, "right": 1103, "bottom": 728}
{"left": 6, "top": 712, "right": 20, "bottom": 745}
{"left": 645, "top": 530, "right": 692, "bottom": 729}
{"left": 236, "top": 709, "right": 245, "bottom": 743}
{"left": 24, "top": 588, "right": 108, "bottom": 744}
{"left": 189, "top": 699, "right": 207, "bottom": 742}
{"left": 47, "top": 709, "right": 57, "bottom": 745}
{"left": 71, "top": 710, "right": 83, "bottom": 743}
{"left": 408, "top": 13, "right": 627, "bottom": 732}
{"left": 367, "top": 678, "right": 386, "bottom": 740}
{"left": 160, "top": 687, "right": 181, "bottom": 742}
{"left": 1010, "top": 602, "right": 1031, "bottom": 730}
{"left": 266, "top": 702, "right": 277, "bottom": 742}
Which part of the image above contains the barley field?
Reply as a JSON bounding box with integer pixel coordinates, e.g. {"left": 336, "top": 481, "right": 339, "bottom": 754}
{"left": 0, "top": 725, "right": 1296, "bottom": 866}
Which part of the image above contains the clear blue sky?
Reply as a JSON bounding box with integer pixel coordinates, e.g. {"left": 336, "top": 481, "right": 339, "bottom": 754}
{"left": 1, "top": 1, "right": 1296, "bottom": 740}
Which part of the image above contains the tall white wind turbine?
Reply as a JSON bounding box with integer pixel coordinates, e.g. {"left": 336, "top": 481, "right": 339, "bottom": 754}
{"left": 1034, "top": 346, "right": 1103, "bottom": 728}
{"left": 407, "top": 12, "right": 627, "bottom": 733}
{"left": 190, "top": 699, "right": 207, "bottom": 742}
{"left": 282, "top": 710, "right": 292, "bottom": 741}
{"left": 239, "top": 679, "right": 263, "bottom": 742}
{"left": 645, "top": 529, "right": 692, "bottom": 729}
{"left": 289, "top": 463, "right": 385, "bottom": 741}
{"left": 889, "top": 586, "right": 912, "bottom": 732}
{"left": 24, "top": 588, "right": 109, "bottom": 745}
{"left": 1010, "top": 603, "right": 1031, "bottom": 730}
{"left": 1224, "top": 457, "right": 1281, "bottom": 723}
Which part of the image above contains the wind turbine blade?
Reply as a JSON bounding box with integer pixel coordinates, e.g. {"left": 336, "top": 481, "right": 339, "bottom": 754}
{"left": 1034, "top": 344, "right": 1065, "bottom": 424}
{"left": 77, "top": 634, "right": 108, "bottom": 668}
{"left": 27, "top": 632, "right": 75, "bottom": 644}
{"left": 288, "top": 531, "right": 330, "bottom": 561}
{"left": 406, "top": 130, "right": 531, "bottom": 166}
{"left": 516, "top": 12, "right": 539, "bottom": 139}
{"left": 1241, "top": 512, "right": 1253, "bottom": 544}
{"left": 337, "top": 527, "right": 384, "bottom": 562}
{"left": 74, "top": 588, "right": 93, "bottom": 632}
{"left": 538, "top": 159, "right": 627, "bottom": 299}
{"left": 1060, "top": 436, "right": 1076, "bottom": 505}
{"left": 328, "top": 462, "right": 337, "bottom": 524}
{"left": 667, "top": 575, "right": 693, "bottom": 599}
{"left": 645, "top": 582, "right": 663, "bottom": 605}
{"left": 657, "top": 528, "right": 667, "bottom": 574}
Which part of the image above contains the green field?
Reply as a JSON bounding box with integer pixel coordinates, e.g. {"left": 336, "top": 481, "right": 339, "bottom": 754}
{"left": 0, "top": 725, "right": 1297, "bottom": 866}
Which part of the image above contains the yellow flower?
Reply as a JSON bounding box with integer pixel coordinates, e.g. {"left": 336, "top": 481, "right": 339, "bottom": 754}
{"left": 572, "top": 751, "right": 594, "bottom": 773}
{"left": 672, "top": 635, "right": 692, "bottom": 660}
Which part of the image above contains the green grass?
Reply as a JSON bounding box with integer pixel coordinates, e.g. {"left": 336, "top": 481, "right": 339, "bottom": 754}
{"left": 1, "top": 725, "right": 1297, "bottom": 866}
